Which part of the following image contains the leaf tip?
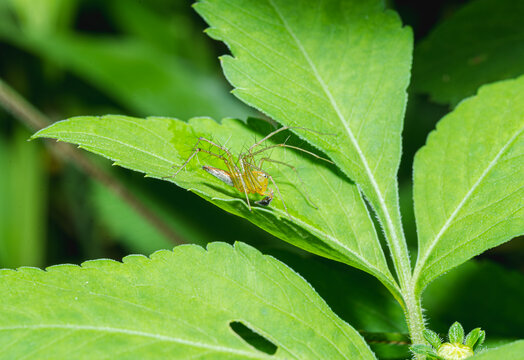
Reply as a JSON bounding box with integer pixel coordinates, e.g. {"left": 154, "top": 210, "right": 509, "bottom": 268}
{"left": 31, "top": 128, "right": 47, "bottom": 140}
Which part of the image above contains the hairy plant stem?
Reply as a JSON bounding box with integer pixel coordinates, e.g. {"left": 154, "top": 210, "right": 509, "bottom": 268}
{"left": 381, "top": 204, "right": 426, "bottom": 358}
{"left": 403, "top": 283, "right": 426, "bottom": 359}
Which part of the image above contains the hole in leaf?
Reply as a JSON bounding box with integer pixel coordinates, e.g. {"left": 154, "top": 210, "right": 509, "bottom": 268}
{"left": 230, "top": 321, "right": 277, "bottom": 355}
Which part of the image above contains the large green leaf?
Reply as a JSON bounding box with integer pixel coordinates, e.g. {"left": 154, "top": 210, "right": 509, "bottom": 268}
{"left": 0, "top": 242, "right": 375, "bottom": 359}
{"left": 471, "top": 340, "right": 524, "bottom": 359}
{"left": 413, "top": 0, "right": 524, "bottom": 106}
{"left": 33, "top": 115, "right": 400, "bottom": 299}
{"left": 413, "top": 76, "right": 524, "bottom": 292}
{"left": 271, "top": 250, "right": 409, "bottom": 359}
{"left": 194, "top": 0, "right": 413, "bottom": 283}
{"left": 271, "top": 250, "right": 407, "bottom": 334}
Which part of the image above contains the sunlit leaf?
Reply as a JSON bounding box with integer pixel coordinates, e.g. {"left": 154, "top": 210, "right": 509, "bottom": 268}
{"left": 471, "top": 340, "right": 524, "bottom": 359}
{"left": 413, "top": 76, "right": 524, "bottom": 292}
{"left": 272, "top": 250, "right": 409, "bottom": 359}
{"left": 33, "top": 115, "right": 400, "bottom": 299}
{"left": 0, "top": 242, "right": 375, "bottom": 359}
{"left": 195, "top": 0, "right": 413, "bottom": 281}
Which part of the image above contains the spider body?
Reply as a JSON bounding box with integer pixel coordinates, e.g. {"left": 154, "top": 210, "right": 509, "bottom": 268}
{"left": 169, "top": 126, "right": 333, "bottom": 216}
{"left": 203, "top": 165, "right": 273, "bottom": 205}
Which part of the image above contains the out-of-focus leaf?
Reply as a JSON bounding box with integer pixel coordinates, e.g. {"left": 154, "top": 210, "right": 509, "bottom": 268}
{"left": 195, "top": 0, "right": 413, "bottom": 283}
{"left": 0, "top": 6, "right": 253, "bottom": 120}
{"left": 0, "top": 136, "right": 9, "bottom": 264}
{"left": 33, "top": 115, "right": 401, "bottom": 300}
{"left": 27, "top": 34, "right": 251, "bottom": 120}
{"left": 108, "top": 0, "right": 215, "bottom": 71}
{"left": 0, "top": 127, "right": 46, "bottom": 268}
{"left": 8, "top": 0, "right": 77, "bottom": 35}
{"left": 413, "top": 0, "right": 524, "bottom": 105}
{"left": 91, "top": 180, "right": 208, "bottom": 254}
{"left": 0, "top": 242, "right": 376, "bottom": 359}
{"left": 400, "top": 92, "right": 448, "bottom": 181}
{"left": 413, "top": 76, "right": 524, "bottom": 292}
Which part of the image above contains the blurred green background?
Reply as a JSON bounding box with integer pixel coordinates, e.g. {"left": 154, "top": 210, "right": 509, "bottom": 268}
{"left": 0, "top": 0, "right": 276, "bottom": 269}
{"left": 0, "top": 0, "right": 523, "bottom": 358}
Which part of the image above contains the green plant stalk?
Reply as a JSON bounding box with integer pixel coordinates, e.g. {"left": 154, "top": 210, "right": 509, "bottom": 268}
{"left": 339, "top": 96, "right": 427, "bottom": 355}
{"left": 377, "top": 202, "right": 426, "bottom": 355}
{"left": 403, "top": 283, "right": 426, "bottom": 359}
{"left": 341, "top": 146, "right": 424, "bottom": 350}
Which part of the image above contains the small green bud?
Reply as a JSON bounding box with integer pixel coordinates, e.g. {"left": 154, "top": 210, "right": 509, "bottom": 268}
{"left": 464, "top": 328, "right": 481, "bottom": 348}
{"left": 473, "top": 330, "right": 486, "bottom": 351}
{"left": 448, "top": 322, "right": 465, "bottom": 344}
{"left": 437, "top": 343, "right": 474, "bottom": 360}
{"left": 424, "top": 329, "right": 442, "bottom": 349}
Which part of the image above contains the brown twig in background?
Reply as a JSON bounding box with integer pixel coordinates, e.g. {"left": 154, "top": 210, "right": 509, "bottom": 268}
{"left": 0, "top": 78, "right": 187, "bottom": 245}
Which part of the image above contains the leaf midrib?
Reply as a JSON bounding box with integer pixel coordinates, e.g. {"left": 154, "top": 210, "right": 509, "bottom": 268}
{"left": 43, "top": 130, "right": 175, "bottom": 166}
{"left": 0, "top": 325, "right": 272, "bottom": 359}
{"left": 413, "top": 123, "right": 524, "bottom": 287}
{"left": 424, "top": 200, "right": 523, "bottom": 278}
{"left": 267, "top": 0, "right": 406, "bottom": 284}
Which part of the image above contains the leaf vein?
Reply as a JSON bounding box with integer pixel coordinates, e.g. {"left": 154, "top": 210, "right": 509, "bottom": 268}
{"left": 414, "top": 124, "right": 524, "bottom": 283}
{"left": 0, "top": 325, "right": 270, "bottom": 359}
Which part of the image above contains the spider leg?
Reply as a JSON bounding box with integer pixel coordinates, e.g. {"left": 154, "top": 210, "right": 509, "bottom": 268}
{"left": 195, "top": 137, "right": 235, "bottom": 159}
{"left": 195, "top": 150, "right": 252, "bottom": 211}
{"left": 164, "top": 137, "right": 239, "bottom": 179}
{"left": 248, "top": 126, "right": 290, "bottom": 153}
{"left": 266, "top": 174, "right": 290, "bottom": 218}
{"left": 259, "top": 157, "right": 318, "bottom": 209}
{"left": 248, "top": 126, "right": 337, "bottom": 153}
{"left": 162, "top": 147, "right": 200, "bottom": 179}
{"left": 235, "top": 158, "right": 252, "bottom": 211}
{"left": 250, "top": 144, "right": 333, "bottom": 164}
